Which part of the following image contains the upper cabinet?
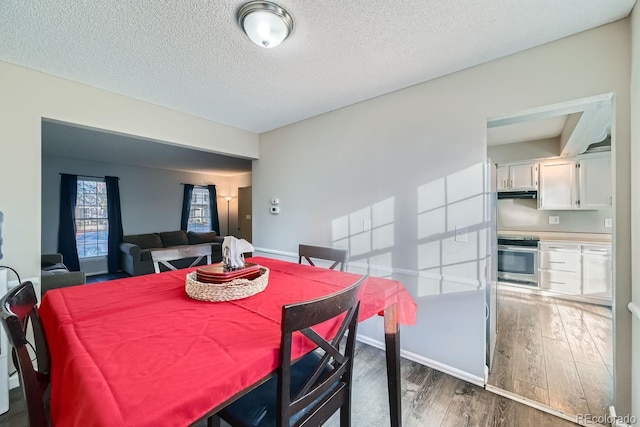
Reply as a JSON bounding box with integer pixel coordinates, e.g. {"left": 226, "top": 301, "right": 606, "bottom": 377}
{"left": 496, "top": 162, "right": 538, "bottom": 191}
{"left": 578, "top": 154, "right": 612, "bottom": 209}
{"left": 538, "top": 152, "right": 611, "bottom": 210}
{"left": 538, "top": 159, "right": 576, "bottom": 209}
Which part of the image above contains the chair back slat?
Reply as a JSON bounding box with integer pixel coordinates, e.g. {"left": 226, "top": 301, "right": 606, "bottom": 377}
{"left": 151, "top": 244, "right": 212, "bottom": 273}
{"left": 277, "top": 274, "right": 366, "bottom": 426}
{"left": 0, "top": 281, "right": 50, "bottom": 427}
{"left": 298, "top": 244, "right": 348, "bottom": 272}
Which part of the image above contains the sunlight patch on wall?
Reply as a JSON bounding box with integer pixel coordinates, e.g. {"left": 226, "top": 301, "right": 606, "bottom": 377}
{"left": 332, "top": 197, "right": 395, "bottom": 277}
{"left": 416, "top": 163, "right": 490, "bottom": 297}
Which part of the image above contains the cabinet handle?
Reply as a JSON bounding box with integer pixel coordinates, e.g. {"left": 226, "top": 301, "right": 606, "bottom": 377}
{"left": 550, "top": 281, "right": 566, "bottom": 285}
{"left": 549, "top": 261, "right": 565, "bottom": 264}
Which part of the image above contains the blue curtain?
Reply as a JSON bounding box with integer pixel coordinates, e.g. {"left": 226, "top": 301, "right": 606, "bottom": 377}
{"left": 57, "top": 174, "right": 80, "bottom": 271}
{"left": 208, "top": 185, "right": 220, "bottom": 235}
{"left": 105, "top": 176, "right": 123, "bottom": 273}
{"left": 180, "top": 184, "right": 194, "bottom": 231}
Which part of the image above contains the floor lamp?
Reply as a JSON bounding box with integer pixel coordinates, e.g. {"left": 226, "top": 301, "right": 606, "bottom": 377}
{"left": 224, "top": 196, "right": 233, "bottom": 236}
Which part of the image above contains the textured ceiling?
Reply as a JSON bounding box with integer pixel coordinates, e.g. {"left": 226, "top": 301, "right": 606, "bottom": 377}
{"left": 1, "top": 0, "right": 635, "bottom": 134}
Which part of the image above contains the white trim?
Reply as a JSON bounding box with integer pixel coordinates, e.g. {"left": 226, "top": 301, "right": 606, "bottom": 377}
{"left": 355, "top": 335, "right": 485, "bottom": 387}
{"left": 8, "top": 373, "right": 18, "bottom": 390}
{"left": 254, "top": 247, "right": 297, "bottom": 258}
{"left": 485, "top": 386, "right": 582, "bottom": 425}
{"left": 627, "top": 301, "right": 640, "bottom": 320}
{"left": 8, "top": 277, "right": 39, "bottom": 288}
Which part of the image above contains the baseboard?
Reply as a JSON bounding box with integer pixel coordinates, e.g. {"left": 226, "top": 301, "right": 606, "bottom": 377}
{"left": 355, "top": 335, "right": 485, "bottom": 387}
{"left": 8, "top": 372, "right": 18, "bottom": 390}
{"left": 7, "top": 276, "right": 39, "bottom": 288}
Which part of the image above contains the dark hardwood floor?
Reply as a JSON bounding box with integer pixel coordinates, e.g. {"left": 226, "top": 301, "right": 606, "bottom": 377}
{"left": 85, "top": 271, "right": 131, "bottom": 284}
{"left": 0, "top": 342, "right": 575, "bottom": 427}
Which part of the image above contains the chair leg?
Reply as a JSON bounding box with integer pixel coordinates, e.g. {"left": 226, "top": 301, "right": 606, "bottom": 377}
{"left": 340, "top": 405, "right": 351, "bottom": 427}
{"left": 207, "top": 415, "right": 222, "bottom": 427}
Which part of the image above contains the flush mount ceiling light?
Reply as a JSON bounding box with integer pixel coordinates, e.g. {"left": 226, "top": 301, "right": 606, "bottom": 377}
{"left": 237, "top": 1, "right": 293, "bottom": 48}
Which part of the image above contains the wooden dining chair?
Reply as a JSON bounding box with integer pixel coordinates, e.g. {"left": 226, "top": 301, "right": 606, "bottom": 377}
{"left": 0, "top": 281, "right": 51, "bottom": 427}
{"left": 210, "top": 274, "right": 367, "bottom": 427}
{"left": 298, "top": 244, "right": 348, "bottom": 271}
{"left": 150, "top": 244, "right": 212, "bottom": 273}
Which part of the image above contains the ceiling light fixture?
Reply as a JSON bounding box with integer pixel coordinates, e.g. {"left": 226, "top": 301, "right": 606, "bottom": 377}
{"left": 237, "top": 1, "right": 293, "bottom": 48}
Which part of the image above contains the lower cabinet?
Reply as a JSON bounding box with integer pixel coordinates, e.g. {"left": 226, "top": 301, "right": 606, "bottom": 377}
{"left": 581, "top": 244, "right": 612, "bottom": 300}
{"left": 538, "top": 241, "right": 611, "bottom": 303}
{"left": 538, "top": 242, "right": 581, "bottom": 294}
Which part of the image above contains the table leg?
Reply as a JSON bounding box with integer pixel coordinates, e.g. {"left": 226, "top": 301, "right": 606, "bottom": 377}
{"left": 384, "top": 303, "right": 401, "bottom": 427}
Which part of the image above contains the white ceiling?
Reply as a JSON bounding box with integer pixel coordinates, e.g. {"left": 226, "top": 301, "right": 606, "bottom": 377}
{"left": 1, "top": 0, "right": 635, "bottom": 135}
{"left": 487, "top": 115, "right": 569, "bottom": 146}
{"left": 2, "top": 1, "right": 632, "bottom": 174}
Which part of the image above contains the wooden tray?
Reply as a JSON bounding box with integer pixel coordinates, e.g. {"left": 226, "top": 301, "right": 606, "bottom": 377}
{"left": 196, "top": 263, "right": 261, "bottom": 283}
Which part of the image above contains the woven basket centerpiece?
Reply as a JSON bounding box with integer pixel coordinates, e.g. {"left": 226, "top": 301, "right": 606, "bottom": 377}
{"left": 185, "top": 264, "right": 269, "bottom": 302}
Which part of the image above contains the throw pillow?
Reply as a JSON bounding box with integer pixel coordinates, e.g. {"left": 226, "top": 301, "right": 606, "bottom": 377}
{"left": 123, "top": 233, "right": 163, "bottom": 250}
{"left": 159, "top": 231, "right": 189, "bottom": 247}
{"left": 187, "top": 231, "right": 217, "bottom": 245}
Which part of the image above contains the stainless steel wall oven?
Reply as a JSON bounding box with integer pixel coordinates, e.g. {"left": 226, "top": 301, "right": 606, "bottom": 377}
{"left": 497, "top": 236, "right": 539, "bottom": 286}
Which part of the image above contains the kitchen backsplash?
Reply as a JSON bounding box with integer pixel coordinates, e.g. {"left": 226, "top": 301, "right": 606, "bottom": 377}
{"left": 497, "top": 198, "right": 612, "bottom": 234}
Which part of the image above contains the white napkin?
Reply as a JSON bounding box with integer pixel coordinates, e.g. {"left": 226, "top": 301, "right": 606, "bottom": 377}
{"left": 222, "top": 236, "right": 255, "bottom": 269}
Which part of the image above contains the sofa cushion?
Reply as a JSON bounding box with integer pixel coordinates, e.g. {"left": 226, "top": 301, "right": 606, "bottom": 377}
{"left": 123, "top": 233, "right": 163, "bottom": 250}
{"left": 159, "top": 231, "right": 189, "bottom": 247}
{"left": 187, "top": 231, "right": 218, "bottom": 245}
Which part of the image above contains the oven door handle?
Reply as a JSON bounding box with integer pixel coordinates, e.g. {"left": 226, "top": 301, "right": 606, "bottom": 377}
{"left": 498, "top": 245, "right": 538, "bottom": 252}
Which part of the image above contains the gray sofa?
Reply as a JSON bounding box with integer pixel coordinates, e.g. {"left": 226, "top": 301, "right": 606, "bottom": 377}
{"left": 41, "top": 253, "right": 86, "bottom": 297}
{"left": 120, "top": 230, "right": 224, "bottom": 276}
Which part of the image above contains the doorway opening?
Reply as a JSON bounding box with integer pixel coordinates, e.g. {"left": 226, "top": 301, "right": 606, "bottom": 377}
{"left": 484, "top": 94, "right": 615, "bottom": 422}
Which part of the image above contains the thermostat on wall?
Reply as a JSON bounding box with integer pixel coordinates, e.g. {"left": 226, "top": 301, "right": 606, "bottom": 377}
{"left": 270, "top": 206, "right": 280, "bottom": 214}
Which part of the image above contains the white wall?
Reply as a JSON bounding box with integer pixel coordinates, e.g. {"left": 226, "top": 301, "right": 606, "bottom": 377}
{"left": 0, "top": 60, "right": 258, "bottom": 281}
{"left": 41, "top": 155, "right": 241, "bottom": 274}
{"left": 253, "top": 20, "right": 632, "bottom": 410}
{"left": 630, "top": 5, "right": 640, "bottom": 420}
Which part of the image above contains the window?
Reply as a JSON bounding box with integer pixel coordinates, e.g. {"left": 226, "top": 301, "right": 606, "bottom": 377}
{"left": 75, "top": 178, "right": 108, "bottom": 258}
{"left": 188, "top": 187, "right": 211, "bottom": 232}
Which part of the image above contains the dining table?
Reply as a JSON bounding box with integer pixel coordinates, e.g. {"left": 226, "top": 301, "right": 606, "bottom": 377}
{"left": 39, "top": 256, "right": 417, "bottom": 427}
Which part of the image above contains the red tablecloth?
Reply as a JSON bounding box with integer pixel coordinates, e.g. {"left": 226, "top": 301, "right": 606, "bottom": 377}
{"left": 39, "top": 256, "right": 417, "bottom": 427}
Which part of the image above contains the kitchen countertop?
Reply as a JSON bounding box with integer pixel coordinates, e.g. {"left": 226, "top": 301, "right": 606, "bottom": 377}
{"left": 498, "top": 230, "right": 612, "bottom": 244}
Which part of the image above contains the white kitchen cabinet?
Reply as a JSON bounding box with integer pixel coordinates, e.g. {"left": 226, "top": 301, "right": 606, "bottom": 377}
{"left": 496, "top": 165, "right": 509, "bottom": 191}
{"left": 538, "top": 241, "right": 612, "bottom": 303}
{"left": 538, "top": 153, "right": 611, "bottom": 210}
{"left": 538, "top": 242, "right": 581, "bottom": 294}
{"left": 578, "top": 154, "right": 612, "bottom": 209}
{"left": 581, "top": 244, "right": 612, "bottom": 300}
{"left": 496, "top": 162, "right": 538, "bottom": 191}
{"left": 538, "top": 160, "right": 576, "bottom": 210}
